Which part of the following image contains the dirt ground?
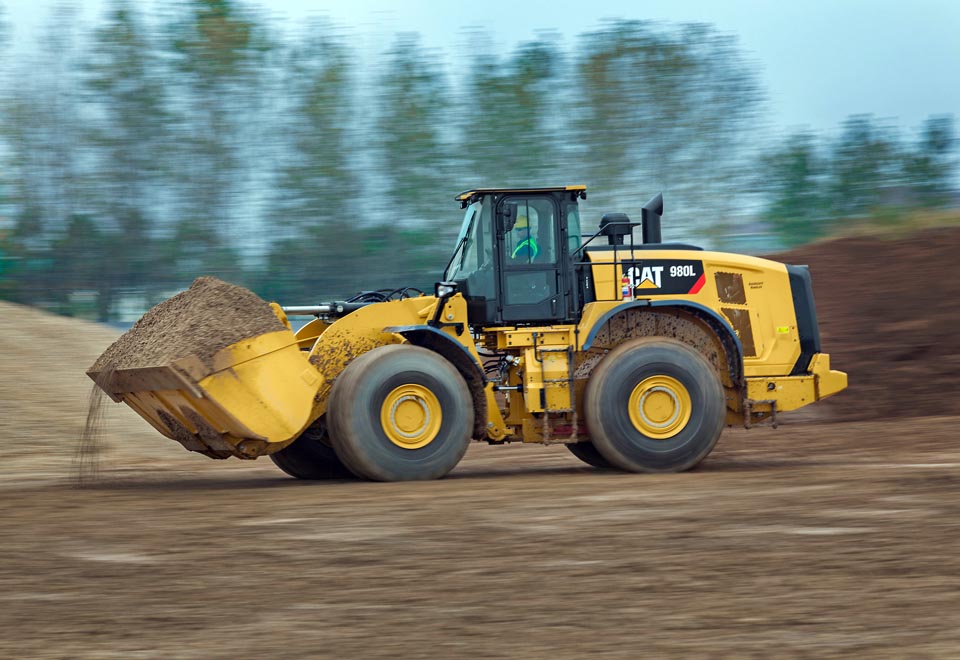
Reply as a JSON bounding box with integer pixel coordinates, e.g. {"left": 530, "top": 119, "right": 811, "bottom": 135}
{"left": 770, "top": 226, "right": 960, "bottom": 422}
{"left": 3, "top": 227, "right": 960, "bottom": 658}
{"left": 2, "top": 418, "right": 959, "bottom": 658}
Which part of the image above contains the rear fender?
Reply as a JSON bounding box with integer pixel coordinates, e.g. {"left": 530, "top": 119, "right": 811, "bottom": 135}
{"left": 580, "top": 300, "right": 744, "bottom": 386}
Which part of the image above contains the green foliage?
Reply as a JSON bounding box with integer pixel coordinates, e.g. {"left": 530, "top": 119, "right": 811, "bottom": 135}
{"left": 829, "top": 115, "right": 902, "bottom": 217}
{"left": 574, "top": 21, "right": 763, "bottom": 229}
{"left": 461, "top": 33, "right": 562, "bottom": 186}
{"left": 0, "top": 6, "right": 956, "bottom": 319}
{"left": 273, "top": 25, "right": 357, "bottom": 230}
{"left": 377, "top": 33, "right": 452, "bottom": 222}
{"left": 760, "top": 131, "right": 833, "bottom": 247}
{"left": 902, "top": 115, "right": 957, "bottom": 206}
{"left": 761, "top": 114, "right": 958, "bottom": 246}
{"left": 162, "top": 0, "right": 274, "bottom": 283}
{"left": 80, "top": 1, "right": 170, "bottom": 303}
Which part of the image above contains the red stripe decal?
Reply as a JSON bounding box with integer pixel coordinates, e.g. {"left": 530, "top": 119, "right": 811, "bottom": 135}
{"left": 687, "top": 273, "right": 706, "bottom": 294}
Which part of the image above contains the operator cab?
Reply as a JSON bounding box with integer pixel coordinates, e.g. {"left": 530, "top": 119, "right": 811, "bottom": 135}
{"left": 443, "top": 185, "right": 586, "bottom": 326}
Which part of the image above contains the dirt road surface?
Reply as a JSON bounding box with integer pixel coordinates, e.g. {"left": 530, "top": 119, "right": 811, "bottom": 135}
{"left": 2, "top": 417, "right": 959, "bottom": 659}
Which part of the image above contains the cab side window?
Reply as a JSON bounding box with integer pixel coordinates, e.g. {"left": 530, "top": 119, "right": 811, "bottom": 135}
{"left": 565, "top": 203, "right": 582, "bottom": 255}
{"left": 505, "top": 199, "right": 556, "bottom": 265}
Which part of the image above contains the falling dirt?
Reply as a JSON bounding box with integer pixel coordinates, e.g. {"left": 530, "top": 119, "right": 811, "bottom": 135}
{"left": 73, "top": 368, "right": 116, "bottom": 488}
{"left": 74, "top": 382, "right": 106, "bottom": 487}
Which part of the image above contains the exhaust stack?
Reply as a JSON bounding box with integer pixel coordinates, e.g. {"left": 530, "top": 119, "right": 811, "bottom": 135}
{"left": 641, "top": 193, "right": 663, "bottom": 244}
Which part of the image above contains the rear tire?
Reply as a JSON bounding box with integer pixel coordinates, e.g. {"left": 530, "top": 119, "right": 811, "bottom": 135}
{"left": 327, "top": 344, "right": 474, "bottom": 482}
{"left": 584, "top": 338, "right": 725, "bottom": 473}
{"left": 565, "top": 441, "right": 615, "bottom": 469}
{"left": 269, "top": 417, "right": 354, "bottom": 479}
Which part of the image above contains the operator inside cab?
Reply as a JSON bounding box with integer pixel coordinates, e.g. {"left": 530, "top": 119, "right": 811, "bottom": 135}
{"left": 509, "top": 212, "right": 539, "bottom": 264}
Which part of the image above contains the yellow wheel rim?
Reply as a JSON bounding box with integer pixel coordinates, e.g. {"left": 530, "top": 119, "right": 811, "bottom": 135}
{"left": 627, "top": 375, "right": 692, "bottom": 440}
{"left": 380, "top": 384, "right": 443, "bottom": 450}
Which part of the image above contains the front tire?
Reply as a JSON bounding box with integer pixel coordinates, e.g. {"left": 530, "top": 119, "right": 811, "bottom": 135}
{"left": 327, "top": 344, "right": 474, "bottom": 482}
{"left": 269, "top": 417, "right": 354, "bottom": 479}
{"left": 584, "top": 338, "right": 725, "bottom": 473}
{"left": 565, "top": 441, "right": 615, "bottom": 469}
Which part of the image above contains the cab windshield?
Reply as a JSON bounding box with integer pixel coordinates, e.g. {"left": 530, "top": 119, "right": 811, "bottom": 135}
{"left": 444, "top": 198, "right": 491, "bottom": 281}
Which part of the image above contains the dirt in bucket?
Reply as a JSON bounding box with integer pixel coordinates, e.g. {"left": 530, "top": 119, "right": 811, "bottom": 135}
{"left": 80, "top": 278, "right": 286, "bottom": 483}
{"left": 91, "top": 276, "right": 286, "bottom": 372}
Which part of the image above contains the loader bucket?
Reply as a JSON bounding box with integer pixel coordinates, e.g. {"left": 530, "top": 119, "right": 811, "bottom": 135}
{"left": 88, "top": 330, "right": 324, "bottom": 459}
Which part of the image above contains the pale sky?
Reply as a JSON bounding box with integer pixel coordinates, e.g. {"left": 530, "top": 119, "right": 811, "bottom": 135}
{"left": 4, "top": 0, "right": 959, "bottom": 135}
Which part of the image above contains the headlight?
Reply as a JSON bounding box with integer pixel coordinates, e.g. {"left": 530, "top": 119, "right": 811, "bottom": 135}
{"left": 435, "top": 281, "right": 458, "bottom": 298}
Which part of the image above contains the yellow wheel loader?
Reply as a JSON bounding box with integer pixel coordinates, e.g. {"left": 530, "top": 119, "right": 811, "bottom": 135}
{"left": 88, "top": 186, "right": 847, "bottom": 481}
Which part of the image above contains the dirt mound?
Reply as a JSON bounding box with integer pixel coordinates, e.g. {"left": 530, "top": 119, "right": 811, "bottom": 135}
{"left": 771, "top": 225, "right": 960, "bottom": 422}
{"left": 92, "top": 276, "right": 285, "bottom": 371}
{"left": 0, "top": 299, "right": 268, "bottom": 486}
{"left": 0, "top": 301, "right": 171, "bottom": 484}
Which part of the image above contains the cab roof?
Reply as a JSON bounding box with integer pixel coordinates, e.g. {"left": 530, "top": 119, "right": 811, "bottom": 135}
{"left": 455, "top": 185, "right": 586, "bottom": 203}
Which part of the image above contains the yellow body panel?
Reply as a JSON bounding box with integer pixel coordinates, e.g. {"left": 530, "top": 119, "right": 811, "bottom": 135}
{"left": 304, "top": 296, "right": 430, "bottom": 418}
{"left": 588, "top": 249, "right": 805, "bottom": 377}
{"left": 294, "top": 317, "right": 331, "bottom": 349}
{"left": 197, "top": 331, "right": 323, "bottom": 443}
{"left": 90, "top": 295, "right": 510, "bottom": 457}
{"left": 304, "top": 294, "right": 509, "bottom": 440}
{"left": 743, "top": 353, "right": 848, "bottom": 420}
{"left": 479, "top": 249, "right": 847, "bottom": 441}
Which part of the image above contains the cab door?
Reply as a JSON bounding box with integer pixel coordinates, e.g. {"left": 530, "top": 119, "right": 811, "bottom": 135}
{"left": 496, "top": 195, "right": 565, "bottom": 323}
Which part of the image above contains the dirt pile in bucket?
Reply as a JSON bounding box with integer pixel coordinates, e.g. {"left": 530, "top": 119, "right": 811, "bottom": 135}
{"left": 77, "top": 277, "right": 286, "bottom": 485}
{"left": 91, "top": 276, "right": 286, "bottom": 372}
{"left": 770, "top": 225, "right": 960, "bottom": 422}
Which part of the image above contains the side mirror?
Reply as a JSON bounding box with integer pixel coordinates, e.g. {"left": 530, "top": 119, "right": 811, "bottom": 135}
{"left": 498, "top": 204, "right": 517, "bottom": 234}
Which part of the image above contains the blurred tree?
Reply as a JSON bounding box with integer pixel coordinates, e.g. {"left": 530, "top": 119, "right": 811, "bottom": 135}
{"left": 0, "top": 3, "right": 11, "bottom": 288}
{"left": 461, "top": 35, "right": 563, "bottom": 187}
{"left": 759, "top": 131, "right": 833, "bottom": 246}
{"left": 259, "top": 25, "right": 365, "bottom": 302}
{"left": 162, "top": 0, "right": 273, "bottom": 282}
{"left": 0, "top": 5, "right": 89, "bottom": 311}
{"left": 51, "top": 215, "right": 112, "bottom": 304}
{"left": 2, "top": 5, "right": 957, "bottom": 316}
{"left": 573, "top": 21, "right": 762, "bottom": 239}
{"left": 79, "top": 0, "right": 172, "bottom": 317}
{"left": 761, "top": 114, "right": 959, "bottom": 246}
{"left": 828, "top": 114, "right": 901, "bottom": 217}
{"left": 0, "top": 3, "right": 7, "bottom": 49}
{"left": 376, "top": 33, "right": 452, "bottom": 226}
{"left": 902, "top": 115, "right": 957, "bottom": 206}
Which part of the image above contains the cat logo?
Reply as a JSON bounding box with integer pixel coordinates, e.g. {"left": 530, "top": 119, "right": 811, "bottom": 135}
{"left": 626, "top": 265, "right": 664, "bottom": 289}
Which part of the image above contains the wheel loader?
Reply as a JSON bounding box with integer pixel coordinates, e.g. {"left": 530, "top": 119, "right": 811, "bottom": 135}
{"left": 88, "top": 186, "right": 847, "bottom": 481}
